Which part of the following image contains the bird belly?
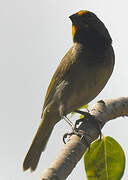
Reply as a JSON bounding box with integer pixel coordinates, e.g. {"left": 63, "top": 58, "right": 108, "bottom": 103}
{"left": 62, "top": 59, "right": 114, "bottom": 115}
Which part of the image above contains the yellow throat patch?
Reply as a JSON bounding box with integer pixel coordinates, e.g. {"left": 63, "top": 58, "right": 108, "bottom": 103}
{"left": 72, "top": 25, "right": 77, "bottom": 38}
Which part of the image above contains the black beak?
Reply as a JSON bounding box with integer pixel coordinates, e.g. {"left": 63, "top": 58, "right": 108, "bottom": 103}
{"left": 69, "top": 13, "right": 78, "bottom": 23}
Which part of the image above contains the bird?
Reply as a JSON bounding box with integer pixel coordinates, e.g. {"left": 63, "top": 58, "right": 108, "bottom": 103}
{"left": 23, "top": 10, "right": 115, "bottom": 172}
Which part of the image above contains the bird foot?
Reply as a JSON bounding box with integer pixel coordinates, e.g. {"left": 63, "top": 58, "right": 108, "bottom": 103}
{"left": 74, "top": 110, "right": 102, "bottom": 139}
{"left": 63, "top": 110, "right": 102, "bottom": 150}
{"left": 63, "top": 128, "right": 91, "bottom": 150}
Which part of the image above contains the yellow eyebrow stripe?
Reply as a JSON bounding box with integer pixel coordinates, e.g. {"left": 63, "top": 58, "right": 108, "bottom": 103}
{"left": 77, "top": 10, "right": 88, "bottom": 16}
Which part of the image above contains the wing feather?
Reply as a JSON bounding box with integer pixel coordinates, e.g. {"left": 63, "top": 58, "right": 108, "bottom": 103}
{"left": 42, "top": 46, "right": 77, "bottom": 111}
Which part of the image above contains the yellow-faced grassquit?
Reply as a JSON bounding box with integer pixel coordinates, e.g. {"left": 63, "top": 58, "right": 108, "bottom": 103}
{"left": 23, "top": 10, "right": 115, "bottom": 171}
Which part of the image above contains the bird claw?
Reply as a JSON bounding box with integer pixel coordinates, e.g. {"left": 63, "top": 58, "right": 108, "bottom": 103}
{"left": 74, "top": 129, "right": 91, "bottom": 150}
{"left": 63, "top": 132, "right": 75, "bottom": 144}
{"left": 63, "top": 128, "right": 91, "bottom": 149}
{"left": 74, "top": 110, "right": 102, "bottom": 139}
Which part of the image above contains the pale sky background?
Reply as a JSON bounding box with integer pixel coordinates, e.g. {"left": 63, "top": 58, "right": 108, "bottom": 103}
{"left": 0, "top": 0, "right": 128, "bottom": 180}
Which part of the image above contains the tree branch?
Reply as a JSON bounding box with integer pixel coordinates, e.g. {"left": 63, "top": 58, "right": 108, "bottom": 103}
{"left": 40, "top": 97, "right": 128, "bottom": 180}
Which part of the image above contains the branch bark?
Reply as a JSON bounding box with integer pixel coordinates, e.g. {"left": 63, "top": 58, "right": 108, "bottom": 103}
{"left": 40, "top": 97, "right": 128, "bottom": 180}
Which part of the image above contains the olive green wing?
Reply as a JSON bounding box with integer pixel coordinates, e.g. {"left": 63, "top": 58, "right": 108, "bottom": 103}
{"left": 42, "top": 46, "right": 76, "bottom": 112}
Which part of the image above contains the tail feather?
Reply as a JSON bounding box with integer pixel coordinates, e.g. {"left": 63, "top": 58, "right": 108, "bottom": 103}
{"left": 23, "top": 141, "right": 43, "bottom": 171}
{"left": 23, "top": 107, "right": 58, "bottom": 171}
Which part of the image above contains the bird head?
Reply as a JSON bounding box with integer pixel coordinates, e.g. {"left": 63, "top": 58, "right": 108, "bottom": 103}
{"left": 69, "top": 10, "right": 112, "bottom": 48}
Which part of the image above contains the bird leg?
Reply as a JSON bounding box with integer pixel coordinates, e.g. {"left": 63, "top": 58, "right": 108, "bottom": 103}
{"left": 63, "top": 116, "right": 75, "bottom": 130}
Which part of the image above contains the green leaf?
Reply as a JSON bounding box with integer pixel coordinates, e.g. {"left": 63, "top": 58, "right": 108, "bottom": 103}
{"left": 84, "top": 136, "right": 125, "bottom": 180}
